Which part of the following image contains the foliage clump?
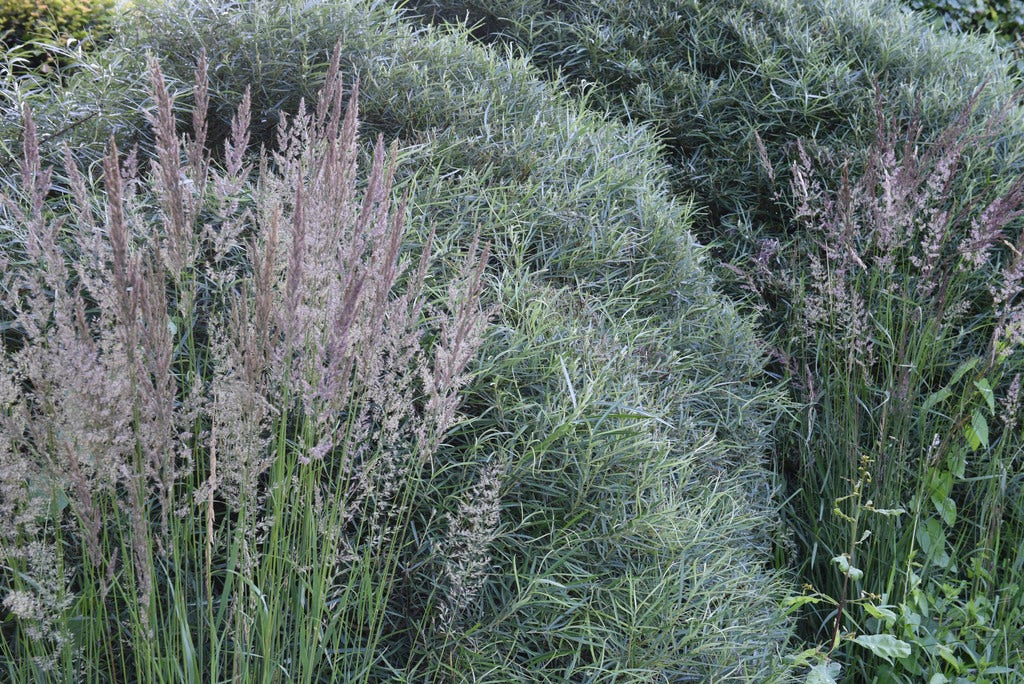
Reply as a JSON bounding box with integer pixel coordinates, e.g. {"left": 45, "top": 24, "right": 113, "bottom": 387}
{"left": 1, "top": 0, "right": 115, "bottom": 41}
{"left": 905, "top": 0, "right": 1024, "bottom": 68}
{"left": 405, "top": 0, "right": 1023, "bottom": 256}
{"left": 1, "top": 50, "right": 493, "bottom": 680}
{"left": 775, "top": 91, "right": 1024, "bottom": 681}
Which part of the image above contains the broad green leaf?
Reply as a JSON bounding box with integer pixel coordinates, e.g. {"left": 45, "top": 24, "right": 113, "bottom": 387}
{"left": 805, "top": 661, "right": 841, "bottom": 684}
{"left": 949, "top": 357, "right": 979, "bottom": 387}
{"left": 928, "top": 674, "right": 950, "bottom": 684}
{"left": 863, "top": 603, "right": 898, "bottom": 625}
{"left": 931, "top": 494, "right": 957, "bottom": 527}
{"left": 968, "top": 409, "right": 989, "bottom": 450}
{"left": 832, "top": 555, "right": 864, "bottom": 580}
{"left": 936, "top": 644, "right": 962, "bottom": 670}
{"left": 981, "top": 666, "right": 1016, "bottom": 675}
{"left": 921, "top": 386, "right": 952, "bottom": 414}
{"left": 916, "top": 519, "right": 951, "bottom": 568}
{"left": 974, "top": 378, "right": 995, "bottom": 414}
{"left": 948, "top": 448, "right": 967, "bottom": 479}
{"left": 783, "top": 595, "right": 827, "bottom": 610}
{"left": 931, "top": 470, "right": 953, "bottom": 498}
{"left": 852, "top": 634, "right": 911, "bottom": 663}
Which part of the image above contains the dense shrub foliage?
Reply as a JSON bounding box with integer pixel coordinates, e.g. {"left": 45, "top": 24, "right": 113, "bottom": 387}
{"left": 1, "top": 0, "right": 115, "bottom": 42}
{"left": 905, "top": 0, "right": 1024, "bottom": 66}
{"left": 407, "top": 0, "right": 1024, "bottom": 680}
{"left": 406, "top": 0, "right": 1023, "bottom": 250}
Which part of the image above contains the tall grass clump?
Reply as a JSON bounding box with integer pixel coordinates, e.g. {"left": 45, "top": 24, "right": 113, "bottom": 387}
{"left": 3, "top": 0, "right": 798, "bottom": 679}
{"left": 1, "top": 50, "right": 494, "bottom": 681}
{"left": 772, "top": 91, "right": 1024, "bottom": 682}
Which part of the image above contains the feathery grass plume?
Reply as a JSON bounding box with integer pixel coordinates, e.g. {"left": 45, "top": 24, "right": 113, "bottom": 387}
{"left": 782, "top": 86, "right": 1024, "bottom": 678}
{"left": 432, "top": 457, "right": 504, "bottom": 636}
{"left": 1, "top": 539, "right": 76, "bottom": 674}
{"left": 5, "top": 0, "right": 800, "bottom": 677}
{"left": 2, "top": 41, "right": 493, "bottom": 680}
{"left": 146, "top": 56, "right": 192, "bottom": 278}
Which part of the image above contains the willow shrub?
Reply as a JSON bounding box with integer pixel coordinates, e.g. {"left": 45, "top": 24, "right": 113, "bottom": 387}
{"left": 1, "top": 1, "right": 794, "bottom": 681}
{"left": 403, "top": 0, "right": 1024, "bottom": 680}
{"left": 905, "top": 0, "right": 1024, "bottom": 71}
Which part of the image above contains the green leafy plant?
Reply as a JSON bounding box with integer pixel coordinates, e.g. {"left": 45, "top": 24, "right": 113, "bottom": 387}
{"left": 403, "top": 0, "right": 1023, "bottom": 253}
{"left": 905, "top": 0, "right": 1024, "bottom": 71}
{"left": 398, "top": 4, "right": 1024, "bottom": 678}
{"left": 1, "top": 0, "right": 119, "bottom": 71}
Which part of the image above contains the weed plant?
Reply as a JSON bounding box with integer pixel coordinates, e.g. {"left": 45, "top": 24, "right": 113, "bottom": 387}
{"left": 1, "top": 1, "right": 796, "bottom": 680}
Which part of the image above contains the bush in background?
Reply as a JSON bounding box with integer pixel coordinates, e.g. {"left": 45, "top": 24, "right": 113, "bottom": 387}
{"left": 1, "top": 0, "right": 118, "bottom": 69}
{"left": 403, "top": 0, "right": 1023, "bottom": 264}
{"left": 905, "top": 0, "right": 1024, "bottom": 68}
{"left": 1, "top": 0, "right": 116, "bottom": 43}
